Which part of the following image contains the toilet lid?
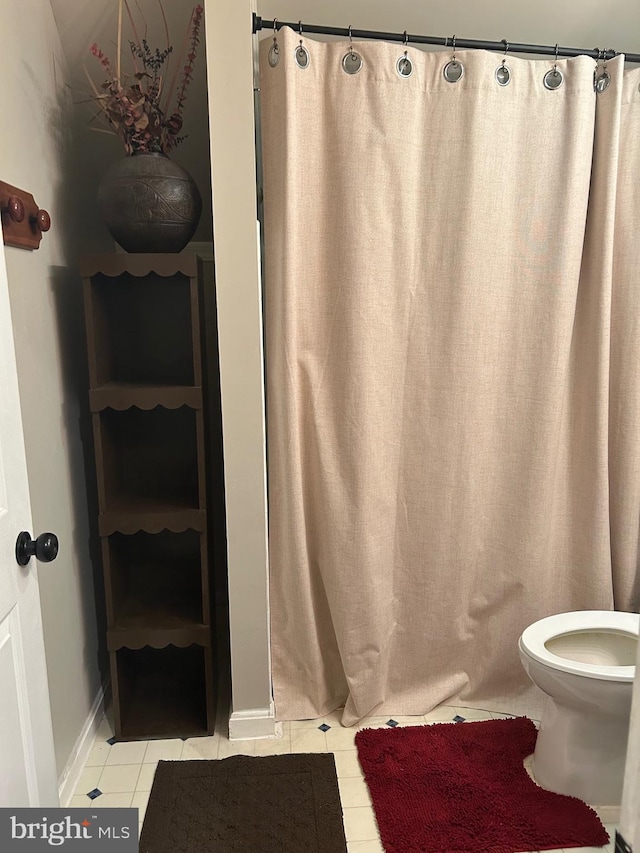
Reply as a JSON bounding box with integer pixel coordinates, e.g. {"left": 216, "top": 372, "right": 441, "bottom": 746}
{"left": 519, "top": 610, "right": 639, "bottom": 682}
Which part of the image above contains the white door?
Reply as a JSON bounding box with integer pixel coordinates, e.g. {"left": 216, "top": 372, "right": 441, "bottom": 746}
{"left": 0, "top": 238, "right": 58, "bottom": 807}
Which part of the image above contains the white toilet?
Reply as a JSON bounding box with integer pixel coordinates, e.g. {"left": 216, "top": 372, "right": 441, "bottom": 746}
{"left": 518, "top": 610, "right": 639, "bottom": 806}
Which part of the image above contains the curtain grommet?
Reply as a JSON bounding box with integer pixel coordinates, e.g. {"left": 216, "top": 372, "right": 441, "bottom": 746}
{"left": 342, "top": 51, "right": 363, "bottom": 74}
{"left": 495, "top": 64, "right": 511, "bottom": 86}
{"left": 594, "top": 70, "right": 611, "bottom": 92}
{"left": 268, "top": 43, "right": 280, "bottom": 68}
{"left": 543, "top": 68, "right": 564, "bottom": 90}
{"left": 443, "top": 60, "right": 464, "bottom": 83}
{"left": 397, "top": 55, "right": 413, "bottom": 77}
{"left": 295, "top": 44, "right": 310, "bottom": 69}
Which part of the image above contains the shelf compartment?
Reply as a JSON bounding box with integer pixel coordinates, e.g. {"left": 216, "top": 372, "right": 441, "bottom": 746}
{"left": 83, "top": 269, "right": 201, "bottom": 387}
{"left": 94, "top": 406, "right": 204, "bottom": 517}
{"left": 105, "top": 530, "right": 209, "bottom": 630}
{"left": 89, "top": 384, "right": 202, "bottom": 412}
{"left": 112, "top": 644, "right": 213, "bottom": 740}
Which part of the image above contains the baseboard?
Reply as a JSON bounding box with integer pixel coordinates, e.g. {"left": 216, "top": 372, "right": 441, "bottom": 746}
{"left": 228, "top": 702, "right": 281, "bottom": 740}
{"left": 615, "top": 830, "right": 633, "bottom": 853}
{"left": 58, "top": 680, "right": 110, "bottom": 806}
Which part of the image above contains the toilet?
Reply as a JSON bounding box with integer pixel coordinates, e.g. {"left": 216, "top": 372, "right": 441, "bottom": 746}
{"left": 518, "top": 610, "right": 639, "bottom": 806}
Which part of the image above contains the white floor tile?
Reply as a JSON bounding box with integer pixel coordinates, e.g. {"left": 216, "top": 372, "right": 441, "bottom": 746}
{"left": 181, "top": 736, "right": 220, "bottom": 761}
{"left": 74, "top": 766, "right": 103, "bottom": 796}
{"left": 254, "top": 733, "right": 292, "bottom": 755}
{"left": 218, "top": 738, "right": 256, "bottom": 758}
{"left": 290, "top": 717, "right": 324, "bottom": 730}
{"left": 325, "top": 726, "right": 358, "bottom": 751}
{"left": 333, "top": 750, "right": 364, "bottom": 778}
{"left": 69, "top": 794, "right": 95, "bottom": 807}
{"left": 105, "top": 741, "right": 148, "bottom": 765}
{"left": 135, "top": 763, "right": 158, "bottom": 792}
{"left": 338, "top": 776, "right": 372, "bottom": 808}
{"left": 131, "top": 790, "right": 150, "bottom": 823}
{"left": 98, "top": 764, "right": 142, "bottom": 794}
{"left": 84, "top": 741, "right": 111, "bottom": 767}
{"left": 143, "top": 739, "right": 183, "bottom": 763}
{"left": 342, "top": 807, "right": 380, "bottom": 842}
{"left": 289, "top": 728, "right": 327, "bottom": 753}
{"left": 347, "top": 841, "right": 385, "bottom": 853}
{"left": 87, "top": 792, "right": 134, "bottom": 808}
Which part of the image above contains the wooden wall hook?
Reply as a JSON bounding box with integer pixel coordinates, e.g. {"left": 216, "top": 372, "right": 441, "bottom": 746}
{"left": 1, "top": 181, "right": 51, "bottom": 250}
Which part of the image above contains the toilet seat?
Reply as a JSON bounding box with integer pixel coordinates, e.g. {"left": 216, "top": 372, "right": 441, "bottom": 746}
{"left": 519, "top": 610, "right": 639, "bottom": 683}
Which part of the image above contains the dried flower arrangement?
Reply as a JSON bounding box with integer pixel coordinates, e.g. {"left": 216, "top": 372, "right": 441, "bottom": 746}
{"left": 86, "top": 0, "right": 204, "bottom": 155}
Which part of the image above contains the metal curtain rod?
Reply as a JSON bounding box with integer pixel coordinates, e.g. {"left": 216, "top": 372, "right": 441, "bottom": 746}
{"left": 252, "top": 14, "right": 640, "bottom": 64}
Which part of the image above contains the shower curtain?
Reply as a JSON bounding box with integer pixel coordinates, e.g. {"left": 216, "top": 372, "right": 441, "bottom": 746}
{"left": 259, "top": 27, "right": 640, "bottom": 725}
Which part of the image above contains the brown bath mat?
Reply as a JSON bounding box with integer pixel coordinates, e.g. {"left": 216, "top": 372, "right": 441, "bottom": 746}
{"left": 139, "top": 753, "right": 347, "bottom": 852}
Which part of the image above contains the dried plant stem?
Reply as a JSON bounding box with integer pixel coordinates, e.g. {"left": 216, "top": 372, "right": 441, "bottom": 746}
{"left": 163, "top": 6, "right": 194, "bottom": 116}
{"left": 123, "top": 0, "right": 141, "bottom": 74}
{"left": 117, "top": 0, "right": 123, "bottom": 81}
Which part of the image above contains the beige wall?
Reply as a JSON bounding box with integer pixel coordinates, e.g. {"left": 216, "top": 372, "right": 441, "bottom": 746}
{"left": 257, "top": 0, "right": 640, "bottom": 52}
{"left": 0, "top": 1, "right": 110, "bottom": 776}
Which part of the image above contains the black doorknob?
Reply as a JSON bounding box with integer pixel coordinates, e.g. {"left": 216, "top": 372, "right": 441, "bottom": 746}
{"left": 15, "top": 531, "right": 59, "bottom": 566}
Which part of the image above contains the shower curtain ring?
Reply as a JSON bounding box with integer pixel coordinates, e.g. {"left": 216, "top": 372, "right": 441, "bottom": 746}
{"left": 443, "top": 34, "right": 463, "bottom": 83}
{"left": 349, "top": 25, "right": 354, "bottom": 56}
{"left": 543, "top": 42, "right": 563, "bottom": 89}
{"left": 295, "top": 20, "right": 310, "bottom": 68}
{"left": 397, "top": 30, "right": 413, "bottom": 77}
{"left": 496, "top": 38, "right": 511, "bottom": 85}
{"left": 268, "top": 17, "right": 281, "bottom": 66}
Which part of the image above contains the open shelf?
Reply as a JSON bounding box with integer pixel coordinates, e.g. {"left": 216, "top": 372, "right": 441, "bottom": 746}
{"left": 84, "top": 271, "right": 199, "bottom": 387}
{"left": 95, "top": 406, "right": 202, "bottom": 515}
{"left": 113, "top": 645, "right": 210, "bottom": 740}
{"left": 106, "top": 530, "right": 207, "bottom": 629}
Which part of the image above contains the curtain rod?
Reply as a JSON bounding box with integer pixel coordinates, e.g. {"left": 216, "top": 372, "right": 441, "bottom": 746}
{"left": 252, "top": 14, "right": 640, "bottom": 64}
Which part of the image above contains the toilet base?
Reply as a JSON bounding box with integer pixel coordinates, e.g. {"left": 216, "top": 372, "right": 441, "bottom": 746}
{"left": 532, "top": 699, "right": 629, "bottom": 806}
{"left": 523, "top": 755, "right": 621, "bottom": 823}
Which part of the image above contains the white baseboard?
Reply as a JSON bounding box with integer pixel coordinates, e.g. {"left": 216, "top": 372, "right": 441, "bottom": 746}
{"left": 228, "top": 702, "right": 281, "bottom": 740}
{"left": 58, "top": 680, "right": 110, "bottom": 806}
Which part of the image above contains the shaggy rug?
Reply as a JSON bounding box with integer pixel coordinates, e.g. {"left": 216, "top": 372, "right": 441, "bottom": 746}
{"left": 139, "top": 753, "right": 347, "bottom": 852}
{"left": 355, "top": 716, "right": 609, "bottom": 853}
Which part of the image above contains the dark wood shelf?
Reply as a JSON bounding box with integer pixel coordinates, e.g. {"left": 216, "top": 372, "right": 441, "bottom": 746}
{"left": 107, "top": 625, "right": 210, "bottom": 651}
{"left": 113, "top": 645, "right": 212, "bottom": 741}
{"left": 98, "top": 507, "right": 206, "bottom": 537}
{"left": 89, "top": 383, "right": 202, "bottom": 412}
{"left": 82, "top": 253, "right": 215, "bottom": 741}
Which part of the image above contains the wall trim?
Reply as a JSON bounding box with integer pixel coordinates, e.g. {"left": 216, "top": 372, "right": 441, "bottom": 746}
{"left": 229, "top": 702, "right": 281, "bottom": 740}
{"left": 58, "top": 681, "right": 109, "bottom": 806}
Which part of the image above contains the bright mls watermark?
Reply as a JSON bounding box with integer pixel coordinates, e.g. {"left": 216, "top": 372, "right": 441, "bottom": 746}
{"left": 1, "top": 809, "right": 138, "bottom": 851}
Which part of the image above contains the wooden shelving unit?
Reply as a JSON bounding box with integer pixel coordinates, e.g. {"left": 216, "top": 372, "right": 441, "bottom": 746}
{"left": 80, "top": 253, "right": 215, "bottom": 740}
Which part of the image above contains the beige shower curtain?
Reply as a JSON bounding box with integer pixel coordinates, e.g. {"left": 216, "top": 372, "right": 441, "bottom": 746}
{"left": 260, "top": 27, "right": 640, "bottom": 726}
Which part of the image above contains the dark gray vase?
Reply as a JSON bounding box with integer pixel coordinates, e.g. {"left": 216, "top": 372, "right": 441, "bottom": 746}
{"left": 97, "top": 152, "right": 202, "bottom": 253}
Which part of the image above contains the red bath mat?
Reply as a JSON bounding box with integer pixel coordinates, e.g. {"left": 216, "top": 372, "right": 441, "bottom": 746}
{"left": 355, "top": 716, "right": 609, "bottom": 853}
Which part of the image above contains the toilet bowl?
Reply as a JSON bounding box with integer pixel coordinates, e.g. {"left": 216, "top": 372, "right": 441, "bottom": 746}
{"left": 518, "top": 610, "right": 639, "bottom": 806}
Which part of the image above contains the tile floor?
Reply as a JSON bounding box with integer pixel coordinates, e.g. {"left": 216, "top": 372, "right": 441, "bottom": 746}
{"left": 68, "top": 704, "right": 617, "bottom": 853}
